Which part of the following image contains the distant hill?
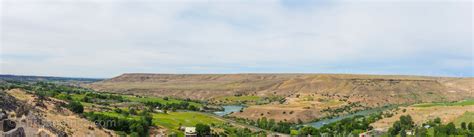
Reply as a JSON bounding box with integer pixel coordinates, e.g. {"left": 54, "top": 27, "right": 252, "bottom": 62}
{"left": 87, "top": 73, "right": 474, "bottom": 106}
{"left": 0, "top": 74, "right": 103, "bottom": 83}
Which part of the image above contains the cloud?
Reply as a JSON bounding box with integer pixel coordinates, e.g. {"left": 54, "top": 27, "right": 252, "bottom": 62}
{"left": 1, "top": 0, "right": 472, "bottom": 78}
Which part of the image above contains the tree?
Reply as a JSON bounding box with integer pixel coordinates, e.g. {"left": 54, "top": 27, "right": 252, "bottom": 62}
{"left": 399, "top": 115, "right": 414, "bottom": 129}
{"left": 469, "top": 122, "right": 474, "bottom": 131}
{"left": 415, "top": 127, "right": 428, "bottom": 137}
{"left": 461, "top": 122, "right": 467, "bottom": 130}
{"left": 196, "top": 123, "right": 211, "bottom": 137}
{"left": 130, "top": 123, "right": 145, "bottom": 136}
{"left": 434, "top": 117, "right": 441, "bottom": 125}
{"left": 299, "top": 126, "right": 320, "bottom": 136}
{"left": 400, "top": 128, "right": 407, "bottom": 137}
{"left": 67, "top": 101, "right": 84, "bottom": 114}
{"left": 129, "top": 108, "right": 137, "bottom": 115}
{"left": 446, "top": 122, "right": 456, "bottom": 135}
{"left": 129, "top": 132, "right": 139, "bottom": 137}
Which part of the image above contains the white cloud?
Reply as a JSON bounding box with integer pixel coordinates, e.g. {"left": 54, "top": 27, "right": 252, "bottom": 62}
{"left": 1, "top": 0, "right": 472, "bottom": 77}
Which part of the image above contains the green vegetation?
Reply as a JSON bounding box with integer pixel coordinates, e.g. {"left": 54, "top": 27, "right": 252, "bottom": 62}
{"left": 196, "top": 123, "right": 211, "bottom": 136}
{"left": 384, "top": 115, "right": 474, "bottom": 136}
{"left": 413, "top": 99, "right": 474, "bottom": 107}
{"left": 214, "top": 95, "right": 261, "bottom": 104}
{"left": 125, "top": 95, "right": 202, "bottom": 108}
{"left": 229, "top": 116, "right": 296, "bottom": 134}
{"left": 212, "top": 95, "right": 285, "bottom": 105}
{"left": 84, "top": 111, "right": 153, "bottom": 136}
{"left": 387, "top": 115, "right": 414, "bottom": 136}
{"left": 297, "top": 112, "right": 383, "bottom": 136}
{"left": 1, "top": 81, "right": 267, "bottom": 136}
{"left": 454, "top": 112, "right": 474, "bottom": 127}
{"left": 152, "top": 112, "right": 224, "bottom": 131}
{"left": 67, "top": 101, "right": 84, "bottom": 114}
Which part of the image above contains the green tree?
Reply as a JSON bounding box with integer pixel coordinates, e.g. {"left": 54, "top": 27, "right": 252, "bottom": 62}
{"left": 469, "top": 122, "right": 474, "bottom": 131}
{"left": 446, "top": 122, "right": 456, "bottom": 135}
{"left": 67, "top": 101, "right": 84, "bottom": 114}
{"left": 129, "top": 132, "right": 139, "bottom": 137}
{"left": 130, "top": 123, "right": 145, "bottom": 136}
{"left": 129, "top": 108, "right": 137, "bottom": 115}
{"left": 299, "top": 126, "right": 320, "bottom": 136}
{"left": 415, "top": 127, "right": 428, "bottom": 137}
{"left": 461, "top": 122, "right": 467, "bottom": 130}
{"left": 434, "top": 117, "right": 441, "bottom": 125}
{"left": 400, "top": 128, "right": 407, "bottom": 137}
{"left": 196, "top": 123, "right": 211, "bottom": 137}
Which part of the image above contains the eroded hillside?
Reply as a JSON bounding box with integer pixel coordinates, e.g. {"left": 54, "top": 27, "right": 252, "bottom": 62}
{"left": 87, "top": 73, "right": 473, "bottom": 122}
{"left": 88, "top": 73, "right": 473, "bottom": 102}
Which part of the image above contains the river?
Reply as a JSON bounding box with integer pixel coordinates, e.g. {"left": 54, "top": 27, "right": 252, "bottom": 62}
{"left": 304, "top": 106, "right": 394, "bottom": 128}
{"left": 213, "top": 105, "right": 244, "bottom": 116}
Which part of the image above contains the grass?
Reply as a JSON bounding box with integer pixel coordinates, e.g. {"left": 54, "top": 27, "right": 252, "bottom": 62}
{"left": 454, "top": 112, "right": 474, "bottom": 127}
{"left": 216, "top": 95, "right": 261, "bottom": 102}
{"left": 124, "top": 96, "right": 202, "bottom": 107}
{"left": 93, "top": 111, "right": 141, "bottom": 120}
{"left": 412, "top": 99, "right": 474, "bottom": 108}
{"left": 70, "top": 94, "right": 86, "bottom": 101}
{"left": 152, "top": 112, "right": 225, "bottom": 136}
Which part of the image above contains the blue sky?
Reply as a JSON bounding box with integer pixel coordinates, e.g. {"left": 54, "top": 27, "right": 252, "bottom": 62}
{"left": 1, "top": 0, "right": 473, "bottom": 78}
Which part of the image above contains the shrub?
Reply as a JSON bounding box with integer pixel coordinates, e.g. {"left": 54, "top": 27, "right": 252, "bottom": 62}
{"left": 67, "top": 101, "right": 84, "bottom": 114}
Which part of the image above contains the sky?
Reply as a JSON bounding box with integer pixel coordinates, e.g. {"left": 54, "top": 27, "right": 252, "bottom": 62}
{"left": 1, "top": 0, "right": 473, "bottom": 78}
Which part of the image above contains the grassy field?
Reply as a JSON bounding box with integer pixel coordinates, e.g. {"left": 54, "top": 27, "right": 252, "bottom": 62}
{"left": 454, "top": 112, "right": 474, "bottom": 127}
{"left": 93, "top": 111, "right": 142, "bottom": 120}
{"left": 152, "top": 112, "right": 224, "bottom": 129}
{"left": 124, "top": 96, "right": 203, "bottom": 107}
{"left": 70, "top": 94, "right": 86, "bottom": 101}
{"left": 213, "top": 95, "right": 261, "bottom": 104}
{"left": 152, "top": 112, "right": 225, "bottom": 136}
{"left": 412, "top": 99, "right": 474, "bottom": 107}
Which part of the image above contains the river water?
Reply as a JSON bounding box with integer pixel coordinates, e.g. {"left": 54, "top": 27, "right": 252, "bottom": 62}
{"left": 213, "top": 105, "right": 243, "bottom": 116}
{"left": 305, "top": 107, "right": 393, "bottom": 128}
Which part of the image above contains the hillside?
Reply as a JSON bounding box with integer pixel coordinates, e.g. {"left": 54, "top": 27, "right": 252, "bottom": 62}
{"left": 0, "top": 74, "right": 102, "bottom": 83}
{"left": 87, "top": 73, "right": 473, "bottom": 122}
{"left": 88, "top": 73, "right": 473, "bottom": 102}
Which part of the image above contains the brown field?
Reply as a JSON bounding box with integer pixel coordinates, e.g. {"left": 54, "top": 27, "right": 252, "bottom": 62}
{"left": 231, "top": 93, "right": 346, "bottom": 122}
{"left": 372, "top": 105, "right": 474, "bottom": 130}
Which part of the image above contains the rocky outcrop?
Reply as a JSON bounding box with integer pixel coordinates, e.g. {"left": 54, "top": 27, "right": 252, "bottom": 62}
{"left": 2, "top": 127, "right": 26, "bottom": 137}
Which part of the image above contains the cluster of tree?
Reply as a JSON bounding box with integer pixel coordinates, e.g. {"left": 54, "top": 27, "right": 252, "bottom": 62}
{"left": 320, "top": 102, "right": 365, "bottom": 116}
{"left": 388, "top": 115, "right": 474, "bottom": 136}
{"left": 66, "top": 101, "right": 84, "bottom": 114}
{"left": 231, "top": 117, "right": 295, "bottom": 134}
{"left": 387, "top": 115, "right": 414, "bottom": 136}
{"left": 144, "top": 101, "right": 199, "bottom": 111}
{"left": 255, "top": 117, "right": 293, "bottom": 133}
{"left": 298, "top": 112, "right": 383, "bottom": 136}
{"left": 81, "top": 92, "right": 127, "bottom": 104}
{"left": 221, "top": 127, "right": 266, "bottom": 137}
{"left": 84, "top": 111, "right": 153, "bottom": 137}
{"left": 196, "top": 123, "right": 211, "bottom": 137}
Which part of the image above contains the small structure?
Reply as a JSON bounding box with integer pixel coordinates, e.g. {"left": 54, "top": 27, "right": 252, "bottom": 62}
{"left": 424, "top": 125, "right": 431, "bottom": 129}
{"left": 406, "top": 130, "right": 415, "bottom": 136}
{"left": 183, "top": 127, "right": 197, "bottom": 137}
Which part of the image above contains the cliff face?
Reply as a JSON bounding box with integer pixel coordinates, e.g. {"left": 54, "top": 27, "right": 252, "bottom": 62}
{"left": 87, "top": 73, "right": 473, "bottom": 104}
